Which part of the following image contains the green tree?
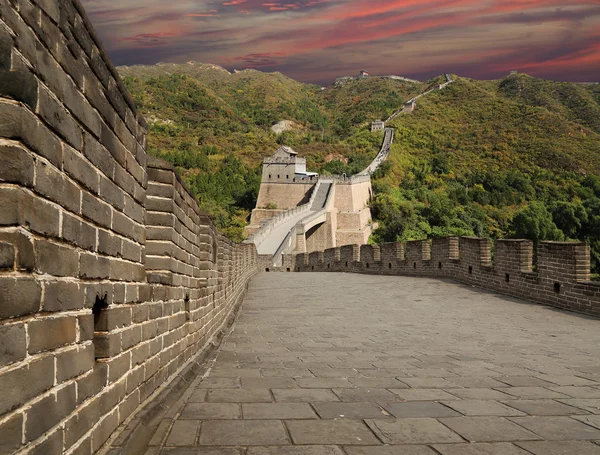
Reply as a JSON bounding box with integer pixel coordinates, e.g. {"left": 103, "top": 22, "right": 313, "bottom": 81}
{"left": 510, "top": 202, "right": 564, "bottom": 243}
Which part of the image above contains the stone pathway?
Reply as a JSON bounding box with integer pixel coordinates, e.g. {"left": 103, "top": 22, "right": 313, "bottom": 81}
{"left": 143, "top": 272, "right": 600, "bottom": 454}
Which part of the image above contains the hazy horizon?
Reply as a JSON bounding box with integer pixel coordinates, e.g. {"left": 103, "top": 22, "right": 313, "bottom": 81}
{"left": 82, "top": 0, "right": 600, "bottom": 86}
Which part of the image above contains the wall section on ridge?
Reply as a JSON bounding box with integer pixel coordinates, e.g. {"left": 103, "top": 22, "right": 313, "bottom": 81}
{"left": 0, "top": 2, "right": 258, "bottom": 454}
{"left": 295, "top": 238, "right": 600, "bottom": 317}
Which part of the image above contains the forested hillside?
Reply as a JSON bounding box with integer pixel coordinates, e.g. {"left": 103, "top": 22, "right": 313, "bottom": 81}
{"left": 119, "top": 64, "right": 600, "bottom": 274}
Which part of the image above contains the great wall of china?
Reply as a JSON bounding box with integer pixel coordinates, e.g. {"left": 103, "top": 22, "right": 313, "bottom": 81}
{"left": 1, "top": 1, "right": 599, "bottom": 455}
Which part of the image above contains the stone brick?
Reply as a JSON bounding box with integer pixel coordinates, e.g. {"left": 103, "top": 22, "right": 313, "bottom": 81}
{"left": 43, "top": 280, "right": 85, "bottom": 312}
{"left": 28, "top": 315, "right": 77, "bottom": 354}
{"left": 0, "top": 412, "right": 23, "bottom": 454}
{"left": 91, "top": 408, "right": 119, "bottom": 452}
{"left": 0, "top": 100, "right": 62, "bottom": 168}
{"left": 83, "top": 132, "right": 116, "bottom": 179}
{"left": 63, "top": 144, "right": 100, "bottom": 194}
{"left": 95, "top": 306, "right": 132, "bottom": 331}
{"left": 65, "top": 399, "right": 102, "bottom": 448}
{"left": 107, "top": 352, "right": 131, "bottom": 383}
{"left": 32, "top": 0, "right": 60, "bottom": 23}
{"left": 98, "top": 229, "right": 122, "bottom": 257}
{"left": 0, "top": 142, "right": 35, "bottom": 186}
{"left": 0, "top": 230, "right": 35, "bottom": 271}
{"left": 122, "top": 238, "right": 142, "bottom": 262}
{"left": 62, "top": 213, "right": 97, "bottom": 251}
{"left": 72, "top": 15, "right": 93, "bottom": 56}
{"left": 100, "top": 121, "right": 126, "bottom": 166}
{"left": 18, "top": 188, "right": 62, "bottom": 237}
{"left": 0, "top": 60, "right": 39, "bottom": 110}
{"left": 37, "top": 83, "right": 82, "bottom": 150}
{"left": 35, "top": 239, "right": 79, "bottom": 277}
{"left": 0, "top": 241, "right": 15, "bottom": 269}
{"left": 80, "top": 252, "right": 110, "bottom": 279}
{"left": 82, "top": 190, "right": 112, "bottom": 229}
{"left": 0, "top": 276, "right": 42, "bottom": 318}
{"left": 77, "top": 314, "right": 94, "bottom": 343}
{"left": 100, "top": 175, "right": 125, "bottom": 210}
{"left": 0, "top": 321, "right": 27, "bottom": 367}
{"left": 26, "top": 427, "right": 64, "bottom": 455}
{"left": 56, "top": 343, "right": 95, "bottom": 382}
{"left": 76, "top": 363, "right": 108, "bottom": 403}
{"left": 0, "top": 186, "right": 21, "bottom": 227}
{"left": 0, "top": 355, "right": 54, "bottom": 415}
{"left": 35, "top": 160, "right": 81, "bottom": 213}
{"left": 94, "top": 331, "right": 122, "bottom": 358}
{"left": 25, "top": 382, "right": 77, "bottom": 442}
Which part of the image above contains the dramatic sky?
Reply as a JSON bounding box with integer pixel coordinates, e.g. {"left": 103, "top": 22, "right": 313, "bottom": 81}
{"left": 82, "top": 0, "right": 600, "bottom": 85}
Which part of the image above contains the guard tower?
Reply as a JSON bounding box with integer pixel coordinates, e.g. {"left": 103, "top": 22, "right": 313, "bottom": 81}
{"left": 246, "top": 146, "right": 319, "bottom": 236}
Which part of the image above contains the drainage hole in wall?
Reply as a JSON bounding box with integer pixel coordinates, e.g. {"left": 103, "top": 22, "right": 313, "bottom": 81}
{"left": 389, "top": 263, "right": 392, "bottom": 269}
{"left": 366, "top": 263, "right": 369, "bottom": 268}
{"left": 311, "top": 266, "right": 314, "bottom": 271}
{"left": 413, "top": 262, "right": 417, "bottom": 269}
{"left": 468, "top": 266, "right": 473, "bottom": 274}
{"left": 505, "top": 273, "right": 510, "bottom": 283}
{"left": 554, "top": 282, "right": 561, "bottom": 293}
{"left": 286, "top": 268, "right": 291, "bottom": 272}
{"left": 265, "top": 268, "right": 270, "bottom": 272}
{"left": 327, "top": 264, "right": 330, "bottom": 269}
{"left": 438, "top": 262, "right": 442, "bottom": 269}
{"left": 345, "top": 262, "right": 348, "bottom": 267}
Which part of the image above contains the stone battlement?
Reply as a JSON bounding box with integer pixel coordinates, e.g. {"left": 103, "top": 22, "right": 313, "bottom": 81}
{"left": 0, "top": 2, "right": 258, "bottom": 454}
{"left": 294, "top": 237, "right": 600, "bottom": 317}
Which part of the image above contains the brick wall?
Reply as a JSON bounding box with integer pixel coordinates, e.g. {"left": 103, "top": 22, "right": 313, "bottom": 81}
{"left": 295, "top": 237, "right": 600, "bottom": 317}
{"left": 0, "top": 2, "right": 258, "bottom": 454}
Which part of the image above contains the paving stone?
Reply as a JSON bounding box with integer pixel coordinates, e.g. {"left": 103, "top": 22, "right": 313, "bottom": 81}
{"left": 399, "top": 378, "right": 459, "bottom": 389}
{"left": 188, "top": 389, "right": 207, "bottom": 402}
{"left": 247, "top": 446, "right": 345, "bottom": 455}
{"left": 446, "top": 377, "right": 510, "bottom": 388}
{"left": 262, "top": 369, "right": 314, "bottom": 378}
{"left": 382, "top": 401, "right": 461, "bottom": 418}
{"left": 447, "top": 388, "right": 514, "bottom": 400}
{"left": 558, "top": 399, "right": 600, "bottom": 414}
{"left": 366, "top": 418, "right": 463, "bottom": 444}
{"left": 179, "top": 403, "right": 241, "bottom": 420}
{"left": 432, "top": 442, "right": 531, "bottom": 454}
{"left": 574, "top": 415, "right": 600, "bottom": 430}
{"left": 501, "top": 399, "right": 589, "bottom": 416}
{"left": 515, "top": 440, "right": 600, "bottom": 454}
{"left": 332, "top": 388, "right": 402, "bottom": 403}
{"left": 438, "top": 416, "right": 542, "bottom": 442}
{"left": 197, "top": 377, "right": 241, "bottom": 388}
{"left": 442, "top": 400, "right": 526, "bottom": 416}
{"left": 211, "top": 368, "right": 262, "bottom": 378}
{"left": 242, "top": 403, "right": 318, "bottom": 419}
{"left": 536, "top": 375, "right": 600, "bottom": 386}
{"left": 548, "top": 387, "right": 600, "bottom": 398}
{"left": 389, "top": 389, "right": 460, "bottom": 401}
{"left": 349, "top": 378, "right": 410, "bottom": 389}
{"left": 286, "top": 420, "right": 380, "bottom": 445}
{"left": 295, "top": 378, "right": 354, "bottom": 388}
{"left": 313, "top": 402, "right": 392, "bottom": 419}
{"left": 199, "top": 420, "right": 289, "bottom": 445}
{"left": 165, "top": 420, "right": 199, "bottom": 446}
{"left": 242, "top": 378, "right": 297, "bottom": 389}
{"left": 272, "top": 389, "right": 339, "bottom": 403}
{"left": 496, "top": 387, "right": 569, "bottom": 399}
{"left": 206, "top": 389, "right": 272, "bottom": 403}
{"left": 493, "top": 376, "right": 556, "bottom": 387}
{"left": 162, "top": 449, "right": 242, "bottom": 455}
{"left": 343, "top": 446, "right": 438, "bottom": 455}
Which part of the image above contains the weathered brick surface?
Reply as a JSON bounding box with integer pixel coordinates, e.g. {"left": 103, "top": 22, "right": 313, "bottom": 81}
{"left": 0, "top": 2, "right": 258, "bottom": 453}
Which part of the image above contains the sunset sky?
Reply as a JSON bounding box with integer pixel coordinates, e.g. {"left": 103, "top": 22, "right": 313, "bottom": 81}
{"left": 82, "top": 0, "right": 600, "bottom": 85}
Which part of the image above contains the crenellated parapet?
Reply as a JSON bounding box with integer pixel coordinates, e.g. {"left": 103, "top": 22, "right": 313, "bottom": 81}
{"left": 294, "top": 237, "right": 600, "bottom": 317}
